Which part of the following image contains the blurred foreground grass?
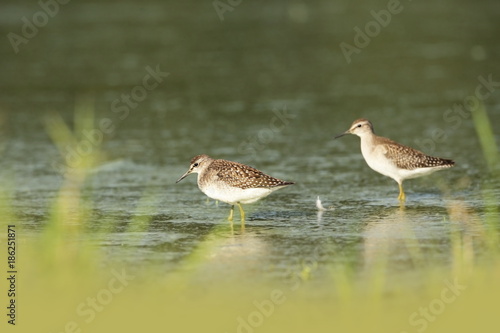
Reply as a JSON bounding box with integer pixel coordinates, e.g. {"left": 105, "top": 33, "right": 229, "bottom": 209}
{"left": 0, "top": 102, "right": 499, "bottom": 333}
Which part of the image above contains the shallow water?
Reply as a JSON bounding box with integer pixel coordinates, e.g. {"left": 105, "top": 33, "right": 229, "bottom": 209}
{"left": 0, "top": 0, "right": 499, "bottom": 287}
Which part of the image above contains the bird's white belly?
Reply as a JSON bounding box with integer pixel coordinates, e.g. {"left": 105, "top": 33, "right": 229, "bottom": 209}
{"left": 397, "top": 166, "right": 443, "bottom": 180}
{"left": 200, "top": 183, "right": 275, "bottom": 205}
{"left": 361, "top": 145, "right": 401, "bottom": 181}
{"left": 361, "top": 144, "right": 443, "bottom": 182}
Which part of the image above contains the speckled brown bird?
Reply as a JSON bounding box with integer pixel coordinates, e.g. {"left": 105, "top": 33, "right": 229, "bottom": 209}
{"left": 335, "top": 118, "right": 455, "bottom": 201}
{"left": 176, "top": 154, "right": 294, "bottom": 221}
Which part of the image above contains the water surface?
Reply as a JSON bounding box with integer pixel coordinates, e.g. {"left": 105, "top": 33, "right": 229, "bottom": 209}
{"left": 0, "top": 0, "right": 499, "bottom": 287}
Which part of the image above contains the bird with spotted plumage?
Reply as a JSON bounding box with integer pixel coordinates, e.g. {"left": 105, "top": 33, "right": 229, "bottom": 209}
{"left": 335, "top": 118, "right": 455, "bottom": 202}
{"left": 176, "top": 154, "right": 294, "bottom": 221}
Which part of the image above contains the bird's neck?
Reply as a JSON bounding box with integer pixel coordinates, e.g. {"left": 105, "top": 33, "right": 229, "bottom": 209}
{"left": 359, "top": 132, "right": 378, "bottom": 154}
{"left": 359, "top": 131, "right": 377, "bottom": 143}
{"left": 197, "top": 167, "right": 211, "bottom": 189}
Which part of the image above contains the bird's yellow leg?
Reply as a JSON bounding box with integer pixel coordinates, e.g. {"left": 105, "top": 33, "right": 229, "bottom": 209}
{"left": 228, "top": 205, "right": 234, "bottom": 221}
{"left": 237, "top": 203, "right": 245, "bottom": 222}
{"left": 398, "top": 183, "right": 406, "bottom": 202}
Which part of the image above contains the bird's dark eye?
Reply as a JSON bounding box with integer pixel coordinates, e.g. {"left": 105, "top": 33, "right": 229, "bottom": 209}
{"left": 357, "top": 124, "right": 362, "bottom": 128}
{"left": 193, "top": 163, "right": 199, "bottom": 167}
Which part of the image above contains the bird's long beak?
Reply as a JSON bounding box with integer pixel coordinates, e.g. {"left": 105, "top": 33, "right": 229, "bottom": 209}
{"left": 334, "top": 130, "right": 350, "bottom": 139}
{"left": 176, "top": 169, "right": 191, "bottom": 183}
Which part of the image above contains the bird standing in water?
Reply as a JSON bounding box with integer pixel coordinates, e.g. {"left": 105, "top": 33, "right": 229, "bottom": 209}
{"left": 176, "top": 154, "right": 294, "bottom": 221}
{"left": 335, "top": 118, "right": 455, "bottom": 201}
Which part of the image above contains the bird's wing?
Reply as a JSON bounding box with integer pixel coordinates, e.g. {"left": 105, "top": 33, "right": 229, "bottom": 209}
{"left": 211, "top": 160, "right": 293, "bottom": 189}
{"left": 381, "top": 138, "right": 455, "bottom": 170}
